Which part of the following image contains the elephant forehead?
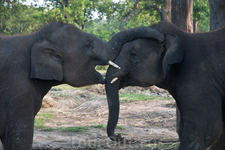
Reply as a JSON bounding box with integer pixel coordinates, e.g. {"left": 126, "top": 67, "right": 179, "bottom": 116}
{"left": 132, "top": 39, "right": 158, "bottom": 49}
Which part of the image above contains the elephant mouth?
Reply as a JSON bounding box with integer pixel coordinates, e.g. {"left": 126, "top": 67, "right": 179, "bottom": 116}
{"left": 94, "top": 60, "right": 121, "bottom": 84}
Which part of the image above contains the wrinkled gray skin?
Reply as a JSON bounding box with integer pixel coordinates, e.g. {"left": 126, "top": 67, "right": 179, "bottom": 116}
{"left": 0, "top": 22, "right": 165, "bottom": 150}
{"left": 105, "top": 21, "right": 225, "bottom": 150}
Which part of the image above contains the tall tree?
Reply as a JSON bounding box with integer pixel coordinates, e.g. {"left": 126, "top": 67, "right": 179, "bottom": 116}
{"left": 171, "top": 0, "right": 193, "bottom": 32}
{"left": 209, "top": 0, "right": 225, "bottom": 30}
{"left": 161, "top": 0, "right": 171, "bottom": 21}
{"left": 193, "top": 0, "right": 209, "bottom": 32}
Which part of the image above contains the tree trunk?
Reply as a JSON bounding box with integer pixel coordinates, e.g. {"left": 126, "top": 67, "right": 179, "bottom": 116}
{"left": 82, "top": 23, "right": 85, "bottom": 30}
{"left": 193, "top": 18, "right": 198, "bottom": 32}
{"left": 6, "top": 0, "right": 10, "bottom": 6}
{"left": 161, "top": 0, "right": 171, "bottom": 21}
{"left": 209, "top": 0, "right": 225, "bottom": 30}
{"left": 171, "top": 0, "right": 193, "bottom": 33}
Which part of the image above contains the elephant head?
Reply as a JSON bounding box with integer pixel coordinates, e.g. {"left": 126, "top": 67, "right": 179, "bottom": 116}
{"left": 105, "top": 32, "right": 184, "bottom": 141}
{"left": 30, "top": 22, "right": 165, "bottom": 87}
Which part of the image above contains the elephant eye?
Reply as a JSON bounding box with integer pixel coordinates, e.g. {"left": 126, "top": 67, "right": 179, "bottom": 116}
{"left": 54, "top": 53, "right": 61, "bottom": 59}
{"left": 85, "top": 43, "right": 93, "bottom": 50}
{"left": 131, "top": 51, "right": 137, "bottom": 58}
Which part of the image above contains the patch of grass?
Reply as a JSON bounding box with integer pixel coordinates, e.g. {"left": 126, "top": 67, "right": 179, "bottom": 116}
{"left": 145, "top": 142, "right": 179, "bottom": 150}
{"left": 90, "top": 124, "right": 106, "bottom": 129}
{"left": 52, "top": 84, "right": 75, "bottom": 90}
{"left": 115, "top": 125, "right": 125, "bottom": 130}
{"left": 90, "top": 124, "right": 125, "bottom": 130}
{"left": 58, "top": 94, "right": 72, "bottom": 97}
{"left": 50, "top": 88, "right": 63, "bottom": 91}
{"left": 60, "top": 126, "right": 89, "bottom": 132}
{"left": 39, "top": 126, "right": 57, "bottom": 131}
{"left": 34, "top": 118, "right": 44, "bottom": 129}
{"left": 119, "top": 94, "right": 173, "bottom": 102}
{"left": 38, "top": 113, "right": 56, "bottom": 119}
{"left": 34, "top": 113, "right": 56, "bottom": 129}
{"left": 117, "top": 132, "right": 128, "bottom": 135}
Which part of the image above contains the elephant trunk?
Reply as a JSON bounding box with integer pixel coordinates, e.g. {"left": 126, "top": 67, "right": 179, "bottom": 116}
{"left": 108, "top": 27, "right": 165, "bottom": 60}
{"left": 105, "top": 67, "right": 123, "bottom": 141}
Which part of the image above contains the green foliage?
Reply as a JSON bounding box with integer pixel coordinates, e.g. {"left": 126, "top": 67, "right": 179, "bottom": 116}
{"left": 0, "top": 0, "right": 211, "bottom": 37}
{"left": 193, "top": 0, "right": 210, "bottom": 32}
{"left": 84, "top": 19, "right": 120, "bottom": 41}
{"left": 119, "top": 0, "right": 162, "bottom": 29}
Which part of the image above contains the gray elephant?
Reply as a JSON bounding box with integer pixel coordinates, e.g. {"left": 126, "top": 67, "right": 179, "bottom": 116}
{"left": 0, "top": 22, "right": 164, "bottom": 150}
{"left": 105, "top": 21, "right": 225, "bottom": 150}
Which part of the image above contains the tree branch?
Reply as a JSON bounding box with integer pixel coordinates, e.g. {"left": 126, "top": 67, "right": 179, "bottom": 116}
{"left": 120, "top": 0, "right": 140, "bottom": 31}
{"left": 52, "top": 0, "right": 64, "bottom": 9}
{"left": 146, "top": 5, "right": 162, "bottom": 18}
{"left": 128, "top": 5, "right": 162, "bottom": 22}
{"left": 128, "top": 8, "right": 145, "bottom": 21}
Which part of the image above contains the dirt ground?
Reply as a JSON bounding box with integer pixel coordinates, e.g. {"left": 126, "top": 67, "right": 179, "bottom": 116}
{"left": 0, "top": 85, "right": 179, "bottom": 150}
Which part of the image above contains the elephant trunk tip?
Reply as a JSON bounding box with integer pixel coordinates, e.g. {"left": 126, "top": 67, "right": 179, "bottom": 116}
{"left": 108, "top": 133, "right": 124, "bottom": 142}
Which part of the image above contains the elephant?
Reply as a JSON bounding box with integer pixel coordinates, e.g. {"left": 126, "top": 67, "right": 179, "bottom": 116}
{"left": 105, "top": 21, "right": 225, "bottom": 150}
{"left": 0, "top": 22, "right": 165, "bottom": 150}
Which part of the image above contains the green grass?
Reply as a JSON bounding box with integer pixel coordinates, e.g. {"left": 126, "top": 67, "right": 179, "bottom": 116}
{"left": 35, "top": 113, "right": 89, "bottom": 133}
{"left": 38, "top": 113, "right": 56, "bottom": 119}
{"left": 145, "top": 142, "right": 179, "bottom": 150}
{"left": 90, "top": 124, "right": 106, "bottom": 129}
{"left": 50, "top": 88, "right": 63, "bottom": 91}
{"left": 119, "top": 93, "right": 173, "bottom": 102}
{"left": 60, "top": 126, "right": 89, "bottom": 132}
{"left": 39, "top": 126, "right": 57, "bottom": 131}
{"left": 34, "top": 117, "right": 44, "bottom": 129}
{"left": 51, "top": 84, "right": 75, "bottom": 90}
{"left": 90, "top": 124, "right": 125, "bottom": 130}
{"left": 58, "top": 94, "right": 72, "bottom": 97}
{"left": 35, "top": 125, "right": 89, "bottom": 133}
{"left": 34, "top": 113, "right": 56, "bottom": 130}
{"left": 115, "top": 125, "right": 125, "bottom": 130}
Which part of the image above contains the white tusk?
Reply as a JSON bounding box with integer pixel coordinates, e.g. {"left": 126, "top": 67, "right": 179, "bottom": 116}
{"left": 111, "top": 77, "right": 119, "bottom": 84}
{"left": 108, "top": 60, "right": 121, "bottom": 69}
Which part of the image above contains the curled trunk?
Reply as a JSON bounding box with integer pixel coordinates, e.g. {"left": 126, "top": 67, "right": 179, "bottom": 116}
{"left": 107, "top": 27, "right": 165, "bottom": 61}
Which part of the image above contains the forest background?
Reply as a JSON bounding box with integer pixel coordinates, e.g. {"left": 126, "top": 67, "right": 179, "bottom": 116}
{"left": 0, "top": 0, "right": 209, "bottom": 40}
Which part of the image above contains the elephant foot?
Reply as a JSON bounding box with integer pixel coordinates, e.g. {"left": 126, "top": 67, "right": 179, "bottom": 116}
{"left": 109, "top": 134, "right": 124, "bottom": 142}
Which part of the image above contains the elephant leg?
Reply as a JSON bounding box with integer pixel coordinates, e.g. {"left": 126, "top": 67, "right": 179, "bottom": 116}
{"left": 178, "top": 113, "right": 222, "bottom": 150}
{"left": 2, "top": 116, "right": 34, "bottom": 150}
{"left": 207, "top": 123, "right": 225, "bottom": 150}
{"left": 176, "top": 92, "right": 223, "bottom": 150}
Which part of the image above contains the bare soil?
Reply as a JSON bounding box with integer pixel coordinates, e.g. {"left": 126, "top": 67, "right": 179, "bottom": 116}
{"left": 1, "top": 85, "right": 179, "bottom": 150}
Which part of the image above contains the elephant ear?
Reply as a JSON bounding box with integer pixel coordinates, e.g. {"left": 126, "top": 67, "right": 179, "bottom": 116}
{"left": 30, "top": 40, "right": 63, "bottom": 81}
{"left": 162, "top": 33, "right": 184, "bottom": 78}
